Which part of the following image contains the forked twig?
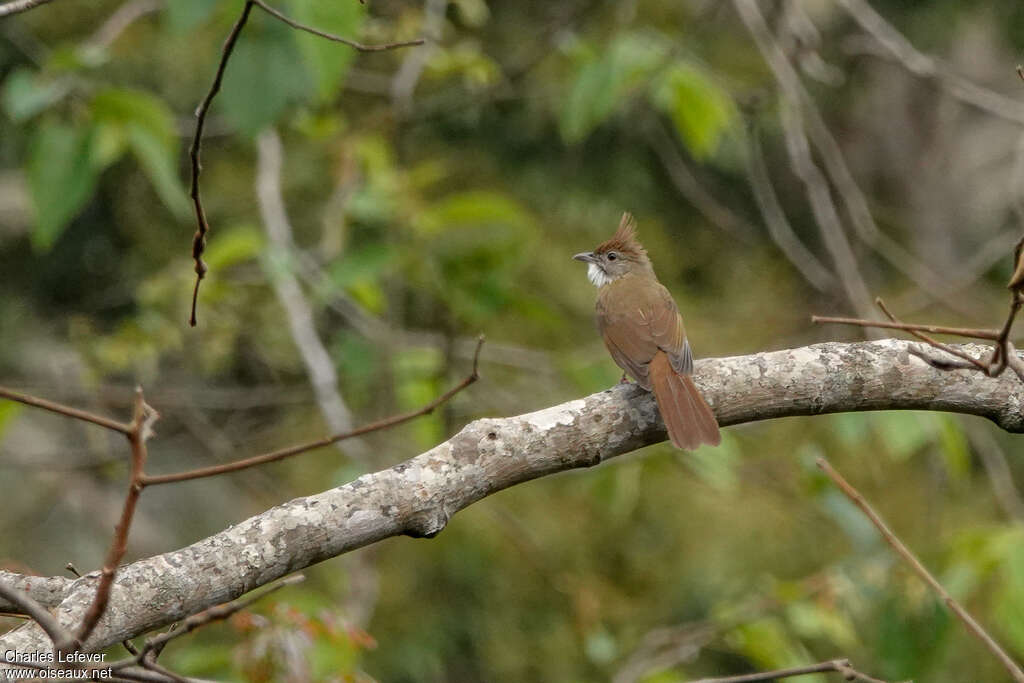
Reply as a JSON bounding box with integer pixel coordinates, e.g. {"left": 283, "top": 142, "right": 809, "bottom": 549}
{"left": 77, "top": 388, "right": 159, "bottom": 645}
{"left": 187, "top": 0, "right": 423, "bottom": 326}
{"left": 114, "top": 576, "right": 305, "bottom": 669}
{"left": 817, "top": 457, "right": 1024, "bottom": 683}
{"left": 0, "top": 386, "right": 131, "bottom": 434}
{"left": 0, "top": 336, "right": 480, "bottom": 654}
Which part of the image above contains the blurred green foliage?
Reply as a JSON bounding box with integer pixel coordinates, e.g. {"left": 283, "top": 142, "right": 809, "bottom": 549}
{"left": 3, "top": 0, "right": 1024, "bottom": 681}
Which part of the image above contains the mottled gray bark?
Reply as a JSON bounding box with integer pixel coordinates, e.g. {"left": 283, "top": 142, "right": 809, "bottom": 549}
{"left": 2, "top": 339, "right": 1022, "bottom": 658}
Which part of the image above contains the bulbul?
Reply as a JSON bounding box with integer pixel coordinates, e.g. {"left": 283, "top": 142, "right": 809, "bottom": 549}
{"left": 574, "top": 213, "right": 721, "bottom": 450}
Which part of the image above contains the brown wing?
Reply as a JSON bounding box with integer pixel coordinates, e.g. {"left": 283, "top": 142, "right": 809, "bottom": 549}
{"left": 596, "top": 277, "right": 692, "bottom": 389}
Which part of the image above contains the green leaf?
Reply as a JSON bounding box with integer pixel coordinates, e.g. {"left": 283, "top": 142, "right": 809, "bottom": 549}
{"left": 327, "top": 243, "right": 397, "bottom": 288}
{"left": 204, "top": 223, "right": 264, "bottom": 269}
{"left": 416, "top": 190, "right": 531, "bottom": 235}
{"left": 127, "top": 126, "right": 189, "bottom": 218}
{"left": 91, "top": 88, "right": 189, "bottom": 217}
{"left": 560, "top": 33, "right": 667, "bottom": 144}
{"left": 0, "top": 401, "right": 23, "bottom": 439}
{"left": 27, "top": 120, "right": 100, "bottom": 250}
{"left": 1, "top": 68, "right": 66, "bottom": 122}
{"left": 220, "top": 20, "right": 312, "bottom": 135}
{"left": 289, "top": 0, "right": 364, "bottom": 102}
{"left": 652, "top": 62, "right": 736, "bottom": 159}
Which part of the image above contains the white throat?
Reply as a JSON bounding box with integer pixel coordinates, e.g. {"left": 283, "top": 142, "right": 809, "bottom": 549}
{"left": 587, "top": 263, "right": 612, "bottom": 287}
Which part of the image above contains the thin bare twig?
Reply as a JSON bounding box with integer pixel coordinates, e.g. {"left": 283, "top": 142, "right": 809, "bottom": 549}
{"left": 188, "top": 1, "right": 254, "bottom": 327}
{"left": 140, "top": 336, "right": 485, "bottom": 485}
{"left": 187, "top": 1, "right": 423, "bottom": 326}
{"left": 0, "top": 386, "right": 131, "bottom": 434}
{"left": 839, "top": 0, "right": 1024, "bottom": 126}
{"left": 874, "top": 298, "right": 991, "bottom": 372}
{"left": 391, "top": 0, "right": 445, "bottom": 113}
{"left": 124, "top": 576, "right": 305, "bottom": 667}
{"left": 77, "top": 388, "right": 158, "bottom": 645}
{"left": 251, "top": 0, "right": 424, "bottom": 51}
{"left": 965, "top": 421, "right": 1024, "bottom": 523}
{"left": 686, "top": 658, "right": 892, "bottom": 683}
{"left": 811, "top": 315, "right": 1000, "bottom": 340}
{"left": 743, "top": 117, "right": 835, "bottom": 292}
{"left": 88, "top": 0, "right": 162, "bottom": 50}
{"left": 817, "top": 457, "right": 1024, "bottom": 683}
{"left": 733, "top": 0, "right": 875, "bottom": 322}
{"left": 0, "top": 0, "right": 57, "bottom": 17}
{"left": 256, "top": 128, "right": 370, "bottom": 465}
{"left": 648, "top": 120, "right": 759, "bottom": 244}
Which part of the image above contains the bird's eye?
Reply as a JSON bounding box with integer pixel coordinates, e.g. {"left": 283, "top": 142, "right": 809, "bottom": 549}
{"left": 607, "top": 252, "right": 617, "bottom": 261}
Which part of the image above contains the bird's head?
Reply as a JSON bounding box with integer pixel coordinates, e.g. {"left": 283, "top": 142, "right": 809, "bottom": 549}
{"left": 573, "top": 212, "right": 653, "bottom": 287}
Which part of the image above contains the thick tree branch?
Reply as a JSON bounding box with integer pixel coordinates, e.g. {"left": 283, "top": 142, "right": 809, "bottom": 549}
{"left": 0, "top": 572, "right": 72, "bottom": 613}
{"left": 0, "top": 0, "right": 57, "bottom": 17}
{"left": 3, "top": 339, "right": 1024, "bottom": 657}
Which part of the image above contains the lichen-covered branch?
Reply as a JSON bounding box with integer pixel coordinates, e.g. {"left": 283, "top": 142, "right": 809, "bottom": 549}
{"left": 3, "top": 339, "right": 1023, "bottom": 658}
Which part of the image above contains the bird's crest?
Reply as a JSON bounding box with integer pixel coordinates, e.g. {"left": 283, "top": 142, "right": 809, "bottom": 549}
{"left": 595, "top": 212, "right": 647, "bottom": 260}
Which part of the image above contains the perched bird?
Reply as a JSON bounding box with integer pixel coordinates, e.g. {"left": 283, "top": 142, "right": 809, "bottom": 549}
{"left": 574, "top": 213, "right": 721, "bottom": 450}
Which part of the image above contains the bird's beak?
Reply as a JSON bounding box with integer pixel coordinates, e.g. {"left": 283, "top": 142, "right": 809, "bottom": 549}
{"left": 573, "top": 252, "right": 596, "bottom": 263}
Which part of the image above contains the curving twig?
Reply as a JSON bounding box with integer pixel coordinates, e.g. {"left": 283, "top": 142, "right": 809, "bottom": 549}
{"left": 187, "top": 0, "right": 423, "bottom": 326}
{"left": 817, "top": 457, "right": 1024, "bottom": 683}
{"left": 0, "top": 583, "right": 77, "bottom": 653}
{"left": 140, "top": 335, "right": 484, "bottom": 485}
{"left": 251, "top": 0, "right": 424, "bottom": 52}
{"left": 77, "top": 388, "right": 158, "bottom": 644}
{"left": 686, "top": 658, "right": 893, "bottom": 683}
{"left": 188, "top": 1, "right": 254, "bottom": 327}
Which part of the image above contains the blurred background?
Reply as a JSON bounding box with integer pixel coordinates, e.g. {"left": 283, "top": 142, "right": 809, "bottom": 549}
{"left": 3, "top": 0, "right": 1024, "bottom": 680}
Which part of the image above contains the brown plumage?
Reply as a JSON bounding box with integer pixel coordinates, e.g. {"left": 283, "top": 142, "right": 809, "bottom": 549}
{"left": 574, "top": 212, "right": 720, "bottom": 450}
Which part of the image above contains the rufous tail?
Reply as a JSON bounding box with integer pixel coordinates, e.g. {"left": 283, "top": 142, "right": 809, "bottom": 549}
{"left": 649, "top": 351, "right": 721, "bottom": 450}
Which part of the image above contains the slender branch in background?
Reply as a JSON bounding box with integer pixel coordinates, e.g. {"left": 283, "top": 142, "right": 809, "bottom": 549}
{"left": 88, "top": 0, "right": 162, "bottom": 50}
{"left": 391, "top": 0, "right": 445, "bottom": 114}
{"left": 743, "top": 118, "right": 836, "bottom": 293}
{"left": 126, "top": 576, "right": 303, "bottom": 667}
{"left": 816, "top": 457, "right": 1024, "bottom": 683}
{"left": 0, "top": 386, "right": 131, "bottom": 434}
{"left": 686, "top": 658, "right": 893, "bottom": 683}
{"left": 77, "top": 388, "right": 158, "bottom": 645}
{"left": 251, "top": 0, "right": 424, "bottom": 51}
{"left": 188, "top": 0, "right": 254, "bottom": 327}
{"left": 964, "top": 421, "right": 1024, "bottom": 523}
{"left": 0, "top": 0, "right": 57, "bottom": 17}
{"left": 647, "top": 120, "right": 758, "bottom": 244}
{"left": 139, "top": 335, "right": 484, "bottom": 486}
{"left": 745, "top": 0, "right": 988, "bottom": 318}
{"left": 733, "top": 0, "right": 876, "bottom": 323}
{"left": 839, "top": 0, "right": 1024, "bottom": 126}
{"left": 0, "top": 584, "right": 77, "bottom": 653}
{"left": 778, "top": 100, "right": 877, "bottom": 321}
{"left": 811, "top": 315, "right": 1000, "bottom": 340}
{"left": 256, "top": 128, "right": 371, "bottom": 465}
{"left": 187, "top": 1, "right": 424, "bottom": 326}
